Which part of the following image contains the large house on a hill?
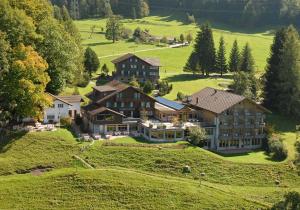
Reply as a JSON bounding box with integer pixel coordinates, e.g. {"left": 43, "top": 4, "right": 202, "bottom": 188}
{"left": 82, "top": 80, "right": 270, "bottom": 153}
{"left": 112, "top": 53, "right": 160, "bottom": 84}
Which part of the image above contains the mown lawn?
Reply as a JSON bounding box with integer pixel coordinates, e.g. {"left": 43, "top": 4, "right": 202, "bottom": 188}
{"left": 69, "top": 14, "right": 274, "bottom": 100}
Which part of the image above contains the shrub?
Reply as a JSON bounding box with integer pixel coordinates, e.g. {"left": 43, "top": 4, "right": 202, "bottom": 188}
{"left": 143, "top": 80, "right": 154, "bottom": 94}
{"left": 60, "top": 117, "right": 72, "bottom": 128}
{"left": 77, "top": 72, "right": 90, "bottom": 87}
{"left": 177, "top": 92, "right": 186, "bottom": 101}
{"left": 157, "top": 80, "right": 173, "bottom": 96}
{"left": 75, "top": 115, "right": 83, "bottom": 126}
{"left": 268, "top": 135, "right": 288, "bottom": 161}
{"left": 188, "top": 126, "right": 206, "bottom": 147}
{"left": 121, "top": 27, "right": 132, "bottom": 39}
{"left": 271, "top": 191, "right": 300, "bottom": 210}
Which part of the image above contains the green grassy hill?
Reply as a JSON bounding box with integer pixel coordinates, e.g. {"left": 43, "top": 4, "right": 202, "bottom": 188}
{"left": 64, "top": 14, "right": 274, "bottom": 100}
{"left": 0, "top": 129, "right": 299, "bottom": 209}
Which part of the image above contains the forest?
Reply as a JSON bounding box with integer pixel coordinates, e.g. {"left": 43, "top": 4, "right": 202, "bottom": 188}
{"left": 51, "top": 0, "right": 300, "bottom": 27}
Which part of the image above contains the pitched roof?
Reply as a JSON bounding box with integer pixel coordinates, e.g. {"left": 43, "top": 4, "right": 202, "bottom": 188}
{"left": 93, "top": 85, "right": 117, "bottom": 92}
{"left": 155, "top": 102, "right": 176, "bottom": 112}
{"left": 111, "top": 53, "right": 160, "bottom": 66}
{"left": 189, "top": 87, "right": 246, "bottom": 114}
{"left": 57, "top": 95, "right": 84, "bottom": 103}
{"left": 87, "top": 107, "right": 125, "bottom": 117}
{"left": 47, "top": 93, "right": 73, "bottom": 106}
{"left": 155, "top": 97, "right": 185, "bottom": 110}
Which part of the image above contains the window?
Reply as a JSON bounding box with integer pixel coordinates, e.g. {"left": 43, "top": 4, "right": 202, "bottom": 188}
{"left": 106, "top": 102, "right": 111, "bottom": 107}
{"left": 114, "top": 102, "right": 117, "bottom": 108}
{"left": 130, "top": 58, "right": 132, "bottom": 62}
{"left": 135, "top": 58, "right": 138, "bottom": 62}
{"left": 96, "top": 114, "right": 114, "bottom": 121}
{"left": 116, "top": 93, "right": 123, "bottom": 99}
{"left": 122, "top": 64, "right": 126, "bottom": 68}
{"left": 121, "top": 102, "right": 125, "bottom": 108}
{"left": 121, "top": 70, "right": 124, "bottom": 75}
{"left": 130, "top": 102, "right": 134, "bottom": 107}
{"left": 146, "top": 102, "right": 151, "bottom": 108}
{"left": 143, "top": 72, "right": 146, "bottom": 76}
{"left": 58, "top": 104, "right": 64, "bottom": 108}
{"left": 142, "top": 65, "right": 145, "bottom": 69}
{"left": 47, "top": 115, "right": 55, "bottom": 120}
{"left": 134, "top": 92, "right": 140, "bottom": 99}
{"left": 141, "top": 102, "right": 145, "bottom": 108}
{"left": 149, "top": 72, "right": 157, "bottom": 76}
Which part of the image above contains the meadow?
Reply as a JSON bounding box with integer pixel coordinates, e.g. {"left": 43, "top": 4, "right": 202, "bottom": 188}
{"left": 0, "top": 129, "right": 299, "bottom": 209}
{"left": 69, "top": 14, "right": 274, "bottom": 100}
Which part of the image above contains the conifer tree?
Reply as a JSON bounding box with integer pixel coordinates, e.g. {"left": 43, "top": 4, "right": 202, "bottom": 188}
{"left": 84, "top": 47, "right": 100, "bottom": 76}
{"left": 240, "top": 43, "right": 255, "bottom": 73}
{"left": 192, "top": 23, "right": 216, "bottom": 76}
{"left": 215, "top": 36, "right": 228, "bottom": 76}
{"left": 273, "top": 26, "right": 300, "bottom": 118}
{"left": 263, "top": 28, "right": 287, "bottom": 109}
{"left": 183, "top": 51, "right": 199, "bottom": 75}
{"left": 229, "top": 39, "right": 240, "bottom": 72}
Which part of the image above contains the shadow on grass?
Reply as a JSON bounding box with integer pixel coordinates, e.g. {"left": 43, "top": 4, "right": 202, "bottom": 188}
{"left": 0, "top": 131, "right": 27, "bottom": 153}
{"left": 267, "top": 113, "right": 299, "bottom": 133}
{"left": 85, "top": 41, "right": 112, "bottom": 47}
{"left": 215, "top": 149, "right": 285, "bottom": 163}
{"left": 164, "top": 73, "right": 233, "bottom": 83}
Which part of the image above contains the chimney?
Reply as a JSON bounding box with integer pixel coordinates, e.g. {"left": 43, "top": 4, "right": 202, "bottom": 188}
{"left": 196, "top": 97, "right": 199, "bottom": 104}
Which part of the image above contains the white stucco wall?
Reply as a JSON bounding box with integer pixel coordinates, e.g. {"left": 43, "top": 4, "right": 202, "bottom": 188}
{"left": 43, "top": 100, "right": 81, "bottom": 124}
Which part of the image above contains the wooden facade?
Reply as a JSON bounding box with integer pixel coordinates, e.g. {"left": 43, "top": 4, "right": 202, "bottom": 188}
{"left": 112, "top": 54, "right": 160, "bottom": 84}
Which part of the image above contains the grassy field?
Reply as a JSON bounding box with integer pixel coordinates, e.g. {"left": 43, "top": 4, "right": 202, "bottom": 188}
{"left": 69, "top": 14, "right": 274, "bottom": 100}
{"left": 0, "top": 129, "right": 299, "bottom": 209}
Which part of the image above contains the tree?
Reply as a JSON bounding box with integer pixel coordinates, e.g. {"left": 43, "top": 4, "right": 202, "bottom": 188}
{"left": 188, "top": 126, "right": 207, "bottom": 147}
{"left": 230, "top": 72, "right": 258, "bottom": 100}
{"left": 273, "top": 25, "right": 300, "bottom": 118}
{"left": 105, "top": 15, "right": 123, "bottom": 43}
{"left": 271, "top": 191, "right": 300, "bottom": 210}
{"left": 84, "top": 47, "right": 100, "bottom": 77}
{"left": 143, "top": 80, "right": 154, "bottom": 94}
{"left": 229, "top": 39, "right": 240, "bottom": 72}
{"left": 161, "top": 36, "right": 168, "bottom": 44}
{"left": 215, "top": 36, "right": 228, "bottom": 76}
{"left": 179, "top": 34, "right": 185, "bottom": 44}
{"left": 0, "top": 44, "right": 51, "bottom": 122}
{"left": 101, "top": 64, "right": 109, "bottom": 76}
{"left": 193, "top": 23, "right": 216, "bottom": 76}
{"left": 184, "top": 51, "right": 200, "bottom": 74}
{"left": 263, "top": 27, "right": 289, "bottom": 110}
{"left": 129, "top": 76, "right": 140, "bottom": 88}
{"left": 240, "top": 43, "right": 255, "bottom": 72}
{"left": 137, "top": 0, "right": 150, "bottom": 18}
{"left": 177, "top": 92, "right": 186, "bottom": 101}
{"left": 186, "top": 33, "right": 193, "bottom": 43}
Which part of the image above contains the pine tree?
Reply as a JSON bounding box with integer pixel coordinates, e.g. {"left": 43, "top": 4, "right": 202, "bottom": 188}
{"left": 84, "top": 47, "right": 100, "bottom": 76}
{"left": 183, "top": 51, "right": 200, "bottom": 74}
{"left": 273, "top": 26, "right": 300, "bottom": 118}
{"left": 263, "top": 27, "right": 287, "bottom": 109}
{"left": 180, "top": 34, "right": 185, "bottom": 43}
{"left": 240, "top": 43, "right": 255, "bottom": 73}
{"left": 229, "top": 39, "right": 240, "bottom": 72}
{"left": 192, "top": 23, "right": 216, "bottom": 76}
{"left": 215, "top": 36, "right": 228, "bottom": 76}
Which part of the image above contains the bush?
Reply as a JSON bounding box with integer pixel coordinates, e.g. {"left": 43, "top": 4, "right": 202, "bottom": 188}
{"left": 121, "top": 27, "right": 132, "bottom": 39}
{"left": 157, "top": 80, "right": 173, "bottom": 96}
{"left": 268, "top": 135, "right": 288, "bottom": 161}
{"left": 143, "top": 80, "right": 154, "bottom": 94}
{"left": 271, "top": 191, "right": 300, "bottom": 210}
{"left": 188, "top": 126, "right": 206, "bottom": 147}
{"left": 177, "top": 92, "right": 186, "bottom": 101}
{"left": 77, "top": 72, "right": 90, "bottom": 87}
{"left": 60, "top": 117, "right": 72, "bottom": 128}
{"left": 75, "top": 115, "right": 83, "bottom": 126}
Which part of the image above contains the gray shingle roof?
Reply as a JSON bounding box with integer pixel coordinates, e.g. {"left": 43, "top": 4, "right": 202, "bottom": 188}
{"left": 111, "top": 53, "right": 160, "bottom": 66}
{"left": 190, "top": 87, "right": 246, "bottom": 114}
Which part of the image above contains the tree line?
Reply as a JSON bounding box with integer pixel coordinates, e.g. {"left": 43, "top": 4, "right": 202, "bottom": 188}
{"left": 51, "top": 0, "right": 300, "bottom": 27}
{"left": 0, "top": 0, "right": 86, "bottom": 127}
{"left": 51, "top": 0, "right": 150, "bottom": 20}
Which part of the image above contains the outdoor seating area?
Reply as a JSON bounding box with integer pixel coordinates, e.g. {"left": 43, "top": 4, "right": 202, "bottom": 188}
{"left": 12, "top": 123, "right": 57, "bottom": 132}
